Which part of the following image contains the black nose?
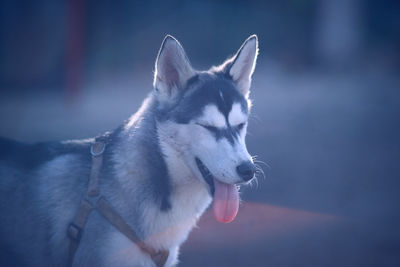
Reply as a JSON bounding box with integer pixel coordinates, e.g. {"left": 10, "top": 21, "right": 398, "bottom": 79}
{"left": 236, "top": 161, "right": 256, "bottom": 181}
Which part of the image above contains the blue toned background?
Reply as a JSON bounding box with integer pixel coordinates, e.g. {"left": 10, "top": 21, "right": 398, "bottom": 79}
{"left": 1, "top": 0, "right": 399, "bottom": 266}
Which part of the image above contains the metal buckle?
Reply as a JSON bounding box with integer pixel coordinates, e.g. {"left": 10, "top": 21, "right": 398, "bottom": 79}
{"left": 67, "top": 223, "right": 83, "bottom": 241}
{"left": 90, "top": 142, "right": 105, "bottom": 157}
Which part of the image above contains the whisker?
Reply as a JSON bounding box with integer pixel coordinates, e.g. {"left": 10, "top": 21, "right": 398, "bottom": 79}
{"left": 252, "top": 156, "right": 271, "bottom": 170}
{"left": 252, "top": 176, "right": 259, "bottom": 188}
{"left": 254, "top": 164, "right": 266, "bottom": 180}
{"left": 249, "top": 155, "right": 269, "bottom": 184}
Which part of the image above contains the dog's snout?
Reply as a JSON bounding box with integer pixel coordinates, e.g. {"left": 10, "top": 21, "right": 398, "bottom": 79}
{"left": 236, "top": 161, "right": 256, "bottom": 181}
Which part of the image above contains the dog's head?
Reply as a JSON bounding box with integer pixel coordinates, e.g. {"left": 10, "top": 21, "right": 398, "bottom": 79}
{"left": 154, "top": 35, "right": 258, "bottom": 222}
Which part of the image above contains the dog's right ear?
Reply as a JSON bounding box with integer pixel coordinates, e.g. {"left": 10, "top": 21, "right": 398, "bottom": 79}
{"left": 153, "top": 35, "right": 194, "bottom": 102}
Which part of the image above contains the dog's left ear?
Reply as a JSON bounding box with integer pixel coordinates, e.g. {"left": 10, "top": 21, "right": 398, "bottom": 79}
{"left": 224, "top": 35, "right": 258, "bottom": 97}
{"left": 154, "top": 35, "right": 194, "bottom": 102}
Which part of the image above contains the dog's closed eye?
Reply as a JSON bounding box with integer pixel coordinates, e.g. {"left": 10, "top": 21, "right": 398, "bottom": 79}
{"left": 236, "top": 123, "right": 245, "bottom": 131}
{"left": 197, "top": 122, "right": 245, "bottom": 133}
{"left": 196, "top": 123, "right": 219, "bottom": 133}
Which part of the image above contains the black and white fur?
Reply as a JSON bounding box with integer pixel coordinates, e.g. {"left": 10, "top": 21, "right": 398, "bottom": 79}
{"left": 0, "top": 35, "right": 259, "bottom": 266}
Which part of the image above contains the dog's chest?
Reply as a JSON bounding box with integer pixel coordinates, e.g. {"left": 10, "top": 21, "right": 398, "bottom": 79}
{"left": 105, "top": 180, "right": 211, "bottom": 267}
{"left": 143, "top": 179, "right": 212, "bottom": 249}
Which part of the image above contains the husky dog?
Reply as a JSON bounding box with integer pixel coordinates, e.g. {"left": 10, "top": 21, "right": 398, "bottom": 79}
{"left": 0, "top": 34, "right": 259, "bottom": 266}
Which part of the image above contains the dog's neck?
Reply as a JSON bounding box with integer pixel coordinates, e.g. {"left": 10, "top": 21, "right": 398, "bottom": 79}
{"left": 112, "top": 94, "right": 210, "bottom": 208}
{"left": 109, "top": 95, "right": 211, "bottom": 250}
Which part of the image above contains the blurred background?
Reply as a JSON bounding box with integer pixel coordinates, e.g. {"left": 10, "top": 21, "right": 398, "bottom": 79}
{"left": 1, "top": 0, "right": 399, "bottom": 266}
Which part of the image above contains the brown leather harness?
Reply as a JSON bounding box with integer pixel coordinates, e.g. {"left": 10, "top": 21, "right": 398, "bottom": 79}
{"left": 67, "top": 141, "right": 169, "bottom": 267}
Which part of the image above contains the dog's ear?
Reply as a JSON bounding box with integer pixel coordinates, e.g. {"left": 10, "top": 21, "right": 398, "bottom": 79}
{"left": 153, "top": 35, "right": 194, "bottom": 102}
{"left": 224, "top": 35, "right": 258, "bottom": 97}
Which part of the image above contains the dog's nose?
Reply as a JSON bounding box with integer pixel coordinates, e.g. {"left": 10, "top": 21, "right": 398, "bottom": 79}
{"left": 236, "top": 161, "right": 256, "bottom": 181}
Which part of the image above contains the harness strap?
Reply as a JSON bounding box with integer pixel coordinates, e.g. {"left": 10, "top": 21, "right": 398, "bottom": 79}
{"left": 87, "top": 141, "right": 105, "bottom": 197}
{"left": 67, "top": 140, "right": 169, "bottom": 267}
{"left": 96, "top": 197, "right": 169, "bottom": 267}
{"left": 67, "top": 200, "right": 93, "bottom": 266}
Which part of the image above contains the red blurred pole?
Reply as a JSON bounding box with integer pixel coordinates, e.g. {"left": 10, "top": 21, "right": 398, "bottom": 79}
{"left": 66, "top": 0, "right": 85, "bottom": 102}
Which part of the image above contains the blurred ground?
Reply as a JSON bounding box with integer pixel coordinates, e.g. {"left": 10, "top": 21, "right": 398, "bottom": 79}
{"left": 1, "top": 65, "right": 399, "bottom": 266}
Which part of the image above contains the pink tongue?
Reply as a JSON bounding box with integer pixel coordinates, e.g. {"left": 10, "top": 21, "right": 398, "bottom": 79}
{"left": 212, "top": 178, "right": 239, "bottom": 223}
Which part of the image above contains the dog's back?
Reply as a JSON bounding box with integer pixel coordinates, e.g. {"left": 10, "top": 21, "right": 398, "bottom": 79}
{"left": 0, "top": 137, "right": 92, "bottom": 266}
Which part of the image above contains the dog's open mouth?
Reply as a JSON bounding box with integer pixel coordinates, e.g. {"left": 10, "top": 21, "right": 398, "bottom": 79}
{"left": 195, "top": 157, "right": 239, "bottom": 223}
{"left": 195, "top": 158, "right": 215, "bottom": 195}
